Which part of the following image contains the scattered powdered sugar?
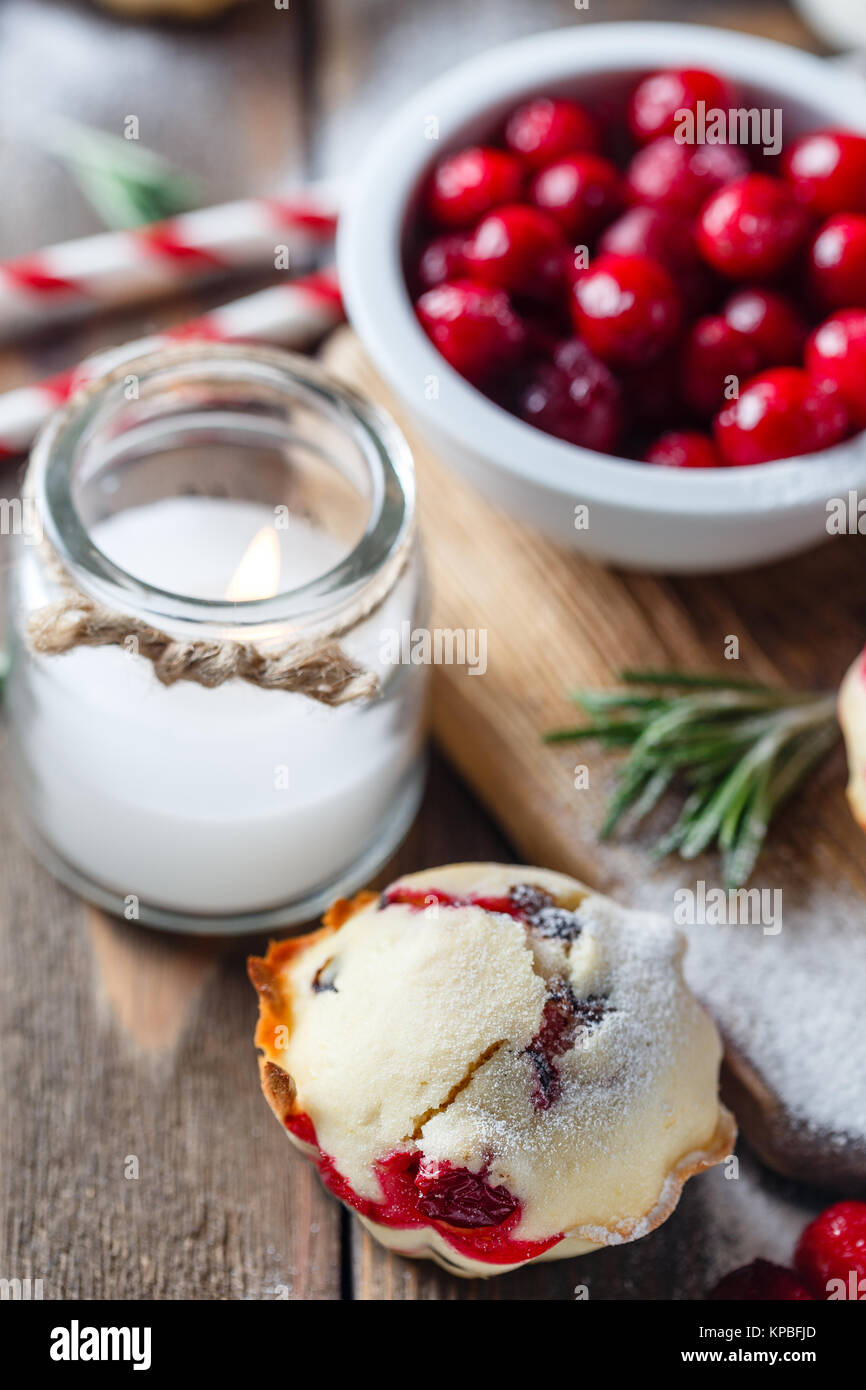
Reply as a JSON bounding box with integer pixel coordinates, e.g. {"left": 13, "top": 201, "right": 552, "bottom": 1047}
{"left": 678, "top": 879, "right": 866, "bottom": 1144}
{"left": 693, "top": 1146, "right": 818, "bottom": 1283}
{"left": 589, "top": 849, "right": 866, "bottom": 1178}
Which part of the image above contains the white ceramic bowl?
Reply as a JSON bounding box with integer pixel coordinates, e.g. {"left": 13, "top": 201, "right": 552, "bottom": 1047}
{"left": 339, "top": 22, "right": 866, "bottom": 572}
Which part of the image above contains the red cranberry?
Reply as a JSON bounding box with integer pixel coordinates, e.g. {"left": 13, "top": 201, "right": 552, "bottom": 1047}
{"left": 625, "top": 136, "right": 749, "bottom": 217}
{"left": 530, "top": 152, "right": 622, "bottom": 240}
{"left": 599, "top": 205, "right": 715, "bottom": 313}
{"left": 427, "top": 146, "right": 523, "bottom": 227}
{"left": 526, "top": 983, "right": 607, "bottom": 1111}
{"left": 709, "top": 1260, "right": 814, "bottom": 1301}
{"left": 463, "top": 204, "right": 567, "bottom": 299}
{"left": 518, "top": 340, "right": 623, "bottom": 452}
{"left": 415, "top": 279, "right": 526, "bottom": 383}
{"left": 713, "top": 366, "right": 850, "bottom": 465}
{"left": 505, "top": 96, "right": 600, "bottom": 167}
{"left": 570, "top": 252, "right": 681, "bottom": 368}
{"left": 513, "top": 883, "right": 584, "bottom": 940}
{"left": 417, "top": 233, "right": 466, "bottom": 290}
{"left": 697, "top": 174, "right": 811, "bottom": 280}
{"left": 506, "top": 882, "right": 555, "bottom": 918}
{"left": 627, "top": 68, "right": 737, "bottom": 145}
{"left": 794, "top": 1200, "right": 866, "bottom": 1299}
{"left": 681, "top": 316, "right": 747, "bottom": 417}
{"left": 519, "top": 310, "right": 568, "bottom": 360}
{"left": 809, "top": 213, "right": 866, "bottom": 310}
{"left": 806, "top": 309, "right": 866, "bottom": 430}
{"left": 599, "top": 203, "right": 678, "bottom": 261}
{"left": 722, "top": 288, "right": 807, "bottom": 366}
{"left": 645, "top": 430, "right": 720, "bottom": 468}
{"left": 781, "top": 129, "right": 866, "bottom": 216}
{"left": 618, "top": 351, "right": 681, "bottom": 429}
{"left": 414, "top": 1160, "right": 519, "bottom": 1228}
{"left": 681, "top": 314, "right": 760, "bottom": 416}
{"left": 683, "top": 316, "right": 756, "bottom": 417}
{"left": 533, "top": 985, "right": 579, "bottom": 1056}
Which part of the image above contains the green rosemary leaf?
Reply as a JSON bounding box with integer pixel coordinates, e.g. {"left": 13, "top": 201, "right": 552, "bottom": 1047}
{"left": 619, "top": 668, "right": 770, "bottom": 691}
{"left": 724, "top": 762, "right": 773, "bottom": 888}
{"left": 719, "top": 765, "right": 759, "bottom": 853}
{"left": 683, "top": 753, "right": 744, "bottom": 783}
{"left": 596, "top": 730, "right": 652, "bottom": 750}
{"left": 651, "top": 787, "right": 715, "bottom": 859}
{"left": 36, "top": 118, "right": 201, "bottom": 229}
{"left": 545, "top": 672, "right": 840, "bottom": 886}
{"left": 542, "top": 719, "right": 648, "bottom": 744}
{"left": 65, "top": 166, "right": 152, "bottom": 232}
{"left": 599, "top": 762, "right": 652, "bottom": 838}
{"left": 767, "top": 719, "right": 840, "bottom": 814}
{"left": 627, "top": 695, "right": 712, "bottom": 753}
{"left": 652, "top": 709, "right": 788, "bottom": 740}
{"left": 569, "top": 690, "right": 666, "bottom": 712}
{"left": 659, "top": 737, "right": 755, "bottom": 768}
{"left": 679, "top": 731, "right": 777, "bottom": 860}
{"left": 626, "top": 767, "right": 676, "bottom": 824}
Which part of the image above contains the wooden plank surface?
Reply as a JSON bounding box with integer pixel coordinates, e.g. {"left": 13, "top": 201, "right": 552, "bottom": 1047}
{"left": 0, "top": 0, "right": 852, "bottom": 1304}
{"left": 0, "top": 0, "right": 345, "bottom": 1305}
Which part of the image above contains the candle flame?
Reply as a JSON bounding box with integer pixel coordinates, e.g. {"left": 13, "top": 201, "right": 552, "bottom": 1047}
{"left": 225, "top": 526, "right": 281, "bottom": 601}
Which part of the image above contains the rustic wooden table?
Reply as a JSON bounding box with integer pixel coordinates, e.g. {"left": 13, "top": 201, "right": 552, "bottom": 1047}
{"left": 0, "top": 0, "right": 842, "bottom": 1301}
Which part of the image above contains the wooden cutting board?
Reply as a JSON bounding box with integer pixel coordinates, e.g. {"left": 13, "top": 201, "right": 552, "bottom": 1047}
{"left": 322, "top": 328, "right": 866, "bottom": 1194}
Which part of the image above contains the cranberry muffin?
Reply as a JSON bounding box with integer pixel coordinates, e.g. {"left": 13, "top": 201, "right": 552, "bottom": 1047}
{"left": 249, "top": 863, "right": 734, "bottom": 1276}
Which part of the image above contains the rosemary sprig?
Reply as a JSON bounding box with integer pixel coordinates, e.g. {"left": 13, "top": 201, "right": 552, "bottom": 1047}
{"left": 36, "top": 119, "right": 201, "bottom": 228}
{"left": 544, "top": 671, "right": 840, "bottom": 887}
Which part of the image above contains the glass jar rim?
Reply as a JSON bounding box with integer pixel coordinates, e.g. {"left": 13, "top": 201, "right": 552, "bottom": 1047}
{"left": 27, "top": 341, "right": 416, "bottom": 633}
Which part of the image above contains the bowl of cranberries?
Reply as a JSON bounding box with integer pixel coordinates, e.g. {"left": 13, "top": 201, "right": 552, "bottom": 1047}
{"left": 339, "top": 22, "right": 866, "bottom": 571}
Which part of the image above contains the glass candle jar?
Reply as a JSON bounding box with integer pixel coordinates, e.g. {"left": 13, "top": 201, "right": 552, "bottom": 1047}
{"left": 6, "top": 343, "right": 429, "bottom": 933}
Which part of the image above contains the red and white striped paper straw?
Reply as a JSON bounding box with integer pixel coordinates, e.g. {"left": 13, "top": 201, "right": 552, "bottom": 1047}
{"left": 0, "top": 267, "right": 344, "bottom": 460}
{"left": 0, "top": 189, "right": 339, "bottom": 339}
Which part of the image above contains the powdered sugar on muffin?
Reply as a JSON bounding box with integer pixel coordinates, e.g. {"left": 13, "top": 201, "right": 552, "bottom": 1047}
{"left": 250, "top": 862, "right": 734, "bottom": 1275}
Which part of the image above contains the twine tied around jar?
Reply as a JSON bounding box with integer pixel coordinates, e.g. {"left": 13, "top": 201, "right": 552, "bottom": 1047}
{"left": 22, "top": 345, "right": 414, "bottom": 707}
{"left": 24, "top": 533, "right": 408, "bottom": 706}
{"left": 26, "top": 545, "right": 408, "bottom": 704}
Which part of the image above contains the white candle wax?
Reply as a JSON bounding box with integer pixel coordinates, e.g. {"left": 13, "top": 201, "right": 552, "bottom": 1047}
{"left": 94, "top": 496, "right": 344, "bottom": 599}
{"left": 12, "top": 496, "right": 426, "bottom": 917}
